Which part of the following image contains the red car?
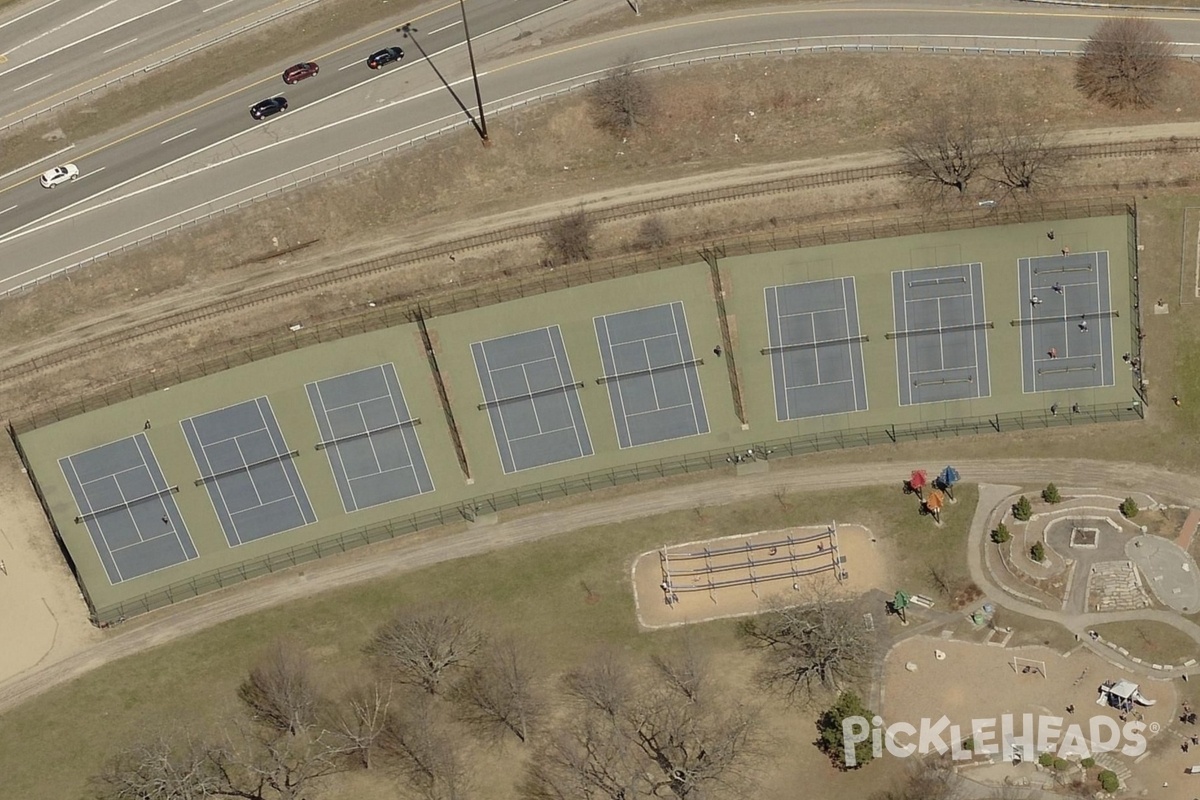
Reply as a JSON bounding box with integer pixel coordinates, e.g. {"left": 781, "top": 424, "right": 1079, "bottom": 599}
{"left": 282, "top": 62, "right": 319, "bottom": 84}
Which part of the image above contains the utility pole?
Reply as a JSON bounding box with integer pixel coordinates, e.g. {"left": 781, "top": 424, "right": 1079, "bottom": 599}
{"left": 458, "top": 0, "right": 488, "bottom": 143}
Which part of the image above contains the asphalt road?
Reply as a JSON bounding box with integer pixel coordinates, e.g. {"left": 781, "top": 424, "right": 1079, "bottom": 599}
{"left": 6, "top": 1, "right": 1200, "bottom": 292}
{"left": 0, "top": 0, "right": 297, "bottom": 120}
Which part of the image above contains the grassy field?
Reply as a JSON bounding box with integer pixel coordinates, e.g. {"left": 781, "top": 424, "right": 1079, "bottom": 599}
{"left": 0, "top": 483, "right": 976, "bottom": 800}
{"left": 1092, "top": 620, "right": 1199, "bottom": 666}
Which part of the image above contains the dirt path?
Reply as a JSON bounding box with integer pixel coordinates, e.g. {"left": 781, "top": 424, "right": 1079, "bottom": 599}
{"left": 3, "top": 455, "right": 1198, "bottom": 716}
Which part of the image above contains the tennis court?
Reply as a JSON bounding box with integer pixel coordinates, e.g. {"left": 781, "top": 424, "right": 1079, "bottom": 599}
{"left": 1017, "top": 252, "right": 1116, "bottom": 393}
{"left": 306, "top": 364, "right": 435, "bottom": 513}
{"left": 472, "top": 325, "right": 594, "bottom": 474}
{"left": 593, "top": 301, "right": 710, "bottom": 448}
{"left": 891, "top": 263, "right": 992, "bottom": 406}
{"left": 181, "top": 397, "right": 317, "bottom": 546}
{"left": 763, "top": 277, "right": 869, "bottom": 420}
{"left": 58, "top": 433, "right": 197, "bottom": 585}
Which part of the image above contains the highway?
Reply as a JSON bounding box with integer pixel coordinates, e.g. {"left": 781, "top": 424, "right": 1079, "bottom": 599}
{"left": 0, "top": 0, "right": 305, "bottom": 121}
{"left": 5, "top": 1, "right": 1200, "bottom": 294}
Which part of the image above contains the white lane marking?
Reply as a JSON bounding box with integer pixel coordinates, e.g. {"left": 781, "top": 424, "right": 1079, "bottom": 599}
{"left": 5, "top": 0, "right": 122, "bottom": 56}
{"left": 338, "top": 59, "right": 364, "bottom": 71}
{"left": 102, "top": 37, "right": 137, "bottom": 54}
{"left": 12, "top": 73, "right": 51, "bottom": 92}
{"left": 0, "top": 0, "right": 185, "bottom": 78}
{"left": 75, "top": 166, "right": 105, "bottom": 181}
{"left": 0, "top": 0, "right": 67, "bottom": 33}
{"left": 202, "top": 0, "right": 238, "bottom": 11}
{"left": 0, "top": 205, "right": 17, "bottom": 216}
{"left": 427, "top": 19, "right": 462, "bottom": 35}
{"left": 160, "top": 127, "right": 196, "bottom": 145}
{"left": 0, "top": 143, "right": 73, "bottom": 183}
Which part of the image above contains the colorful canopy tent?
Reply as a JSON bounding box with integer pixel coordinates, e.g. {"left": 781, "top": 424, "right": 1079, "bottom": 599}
{"left": 906, "top": 469, "right": 928, "bottom": 498}
{"left": 1097, "top": 679, "right": 1157, "bottom": 712}
{"left": 937, "top": 466, "right": 960, "bottom": 498}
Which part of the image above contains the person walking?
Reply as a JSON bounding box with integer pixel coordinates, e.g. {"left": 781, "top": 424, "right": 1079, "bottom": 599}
{"left": 1079, "top": 318, "right": 1088, "bottom": 332}
{"left": 713, "top": 345, "right": 722, "bottom": 357}
{"left": 1048, "top": 347, "right": 1058, "bottom": 359}
{"left": 1047, "top": 230, "right": 1055, "bottom": 240}
{"left": 1031, "top": 295, "right": 1042, "bottom": 306}
{"left": 1052, "top": 282, "right": 1063, "bottom": 294}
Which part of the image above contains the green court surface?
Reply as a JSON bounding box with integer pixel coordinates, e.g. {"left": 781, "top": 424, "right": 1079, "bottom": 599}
{"left": 15, "top": 215, "right": 1140, "bottom": 622}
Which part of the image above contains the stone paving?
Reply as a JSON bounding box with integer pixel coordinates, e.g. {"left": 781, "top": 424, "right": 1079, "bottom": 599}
{"left": 1086, "top": 560, "right": 1152, "bottom": 612}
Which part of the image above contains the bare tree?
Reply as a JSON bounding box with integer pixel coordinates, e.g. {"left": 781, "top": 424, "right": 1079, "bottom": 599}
{"left": 895, "top": 101, "right": 988, "bottom": 197}
{"left": 327, "top": 680, "right": 392, "bottom": 769}
{"left": 542, "top": 208, "right": 595, "bottom": 266}
{"left": 631, "top": 216, "right": 670, "bottom": 251}
{"left": 563, "top": 648, "right": 635, "bottom": 719}
{"left": 1075, "top": 17, "right": 1175, "bottom": 109}
{"left": 589, "top": 56, "right": 653, "bottom": 136}
{"left": 92, "top": 731, "right": 223, "bottom": 800}
{"left": 237, "top": 640, "right": 322, "bottom": 735}
{"left": 650, "top": 634, "right": 709, "bottom": 703}
{"left": 369, "top": 605, "right": 485, "bottom": 695}
{"left": 987, "top": 118, "right": 1066, "bottom": 195}
{"left": 207, "top": 724, "right": 353, "bottom": 800}
{"left": 453, "top": 636, "right": 545, "bottom": 744}
{"left": 528, "top": 653, "right": 762, "bottom": 799}
{"left": 381, "top": 692, "right": 474, "bottom": 800}
{"left": 737, "top": 592, "right": 876, "bottom": 703}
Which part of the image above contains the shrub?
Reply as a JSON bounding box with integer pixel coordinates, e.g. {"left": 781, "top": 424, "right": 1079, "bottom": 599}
{"left": 991, "top": 522, "right": 1011, "bottom": 544}
{"left": 962, "top": 736, "right": 975, "bottom": 751}
{"left": 817, "top": 691, "right": 875, "bottom": 770}
{"left": 1038, "top": 751, "right": 1055, "bottom": 767}
{"left": 1081, "top": 757, "right": 1095, "bottom": 768}
{"left": 542, "top": 209, "right": 594, "bottom": 265}
{"left": 1120, "top": 497, "right": 1139, "bottom": 518}
{"left": 1013, "top": 495, "right": 1033, "bottom": 521}
{"left": 1098, "top": 769, "right": 1119, "bottom": 791}
{"left": 1031, "top": 541, "right": 1046, "bottom": 563}
{"left": 1075, "top": 17, "right": 1174, "bottom": 109}
{"left": 1042, "top": 483, "right": 1061, "bottom": 504}
{"left": 1053, "top": 757, "right": 1070, "bottom": 771}
{"left": 632, "top": 216, "right": 670, "bottom": 251}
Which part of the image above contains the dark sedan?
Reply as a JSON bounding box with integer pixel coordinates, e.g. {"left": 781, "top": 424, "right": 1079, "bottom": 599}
{"left": 250, "top": 97, "right": 288, "bottom": 120}
{"left": 282, "top": 62, "right": 319, "bottom": 84}
{"left": 367, "top": 47, "right": 405, "bottom": 69}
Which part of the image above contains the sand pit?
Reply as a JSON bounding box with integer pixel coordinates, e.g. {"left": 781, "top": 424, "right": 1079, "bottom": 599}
{"left": 881, "top": 638, "right": 1174, "bottom": 760}
{"left": 0, "top": 443, "right": 100, "bottom": 686}
{"left": 632, "top": 523, "right": 886, "bottom": 628}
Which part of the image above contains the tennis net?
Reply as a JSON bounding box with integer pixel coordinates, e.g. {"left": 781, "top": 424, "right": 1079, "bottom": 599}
{"left": 761, "top": 335, "right": 868, "bottom": 355}
{"left": 477, "top": 382, "right": 584, "bottom": 411}
{"left": 1010, "top": 309, "right": 1119, "bottom": 327}
{"left": 315, "top": 418, "right": 421, "bottom": 450}
{"left": 75, "top": 485, "right": 180, "bottom": 523}
{"left": 595, "top": 358, "right": 703, "bottom": 385}
{"left": 194, "top": 451, "right": 300, "bottom": 486}
{"left": 885, "top": 321, "right": 994, "bottom": 340}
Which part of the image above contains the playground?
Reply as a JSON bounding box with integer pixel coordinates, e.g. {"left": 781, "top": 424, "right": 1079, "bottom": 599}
{"left": 632, "top": 522, "right": 887, "bottom": 628}
{"left": 881, "top": 638, "right": 1175, "bottom": 756}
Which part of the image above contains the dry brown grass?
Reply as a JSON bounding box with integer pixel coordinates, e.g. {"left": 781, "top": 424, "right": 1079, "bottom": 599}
{"left": 6, "top": 53, "right": 1200, "bottom": 445}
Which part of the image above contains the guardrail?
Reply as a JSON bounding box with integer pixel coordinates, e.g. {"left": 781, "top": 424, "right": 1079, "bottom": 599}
{"left": 0, "top": 0, "right": 324, "bottom": 135}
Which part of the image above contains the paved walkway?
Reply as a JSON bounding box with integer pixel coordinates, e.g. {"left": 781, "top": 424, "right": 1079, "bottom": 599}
{"left": 1177, "top": 507, "right": 1200, "bottom": 552}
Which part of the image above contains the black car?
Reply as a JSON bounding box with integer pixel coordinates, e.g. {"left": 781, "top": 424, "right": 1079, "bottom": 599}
{"left": 250, "top": 97, "right": 288, "bottom": 120}
{"left": 367, "top": 47, "right": 404, "bottom": 69}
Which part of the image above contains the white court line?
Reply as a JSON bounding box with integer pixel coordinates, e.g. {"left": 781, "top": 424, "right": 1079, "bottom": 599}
{"left": 427, "top": 19, "right": 462, "bottom": 35}
{"left": 102, "top": 37, "right": 137, "bottom": 55}
{"left": 202, "top": 0, "right": 238, "bottom": 11}
{"left": 12, "top": 73, "right": 50, "bottom": 92}
{"left": 0, "top": 0, "right": 185, "bottom": 78}
{"left": 0, "top": 204, "right": 16, "bottom": 215}
{"left": 161, "top": 127, "right": 196, "bottom": 145}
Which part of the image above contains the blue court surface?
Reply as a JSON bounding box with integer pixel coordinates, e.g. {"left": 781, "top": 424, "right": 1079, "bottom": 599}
{"left": 58, "top": 433, "right": 196, "bottom": 585}
{"left": 181, "top": 397, "right": 316, "bottom": 546}
{"left": 472, "top": 326, "right": 593, "bottom": 474}
{"left": 763, "top": 277, "right": 869, "bottom": 421}
{"left": 306, "top": 364, "right": 435, "bottom": 513}
{"left": 593, "top": 301, "right": 710, "bottom": 448}
{"left": 891, "top": 263, "right": 992, "bottom": 406}
{"left": 1017, "top": 251, "right": 1116, "bottom": 393}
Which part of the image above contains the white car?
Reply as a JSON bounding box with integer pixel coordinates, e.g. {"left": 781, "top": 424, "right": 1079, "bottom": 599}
{"left": 39, "top": 163, "right": 80, "bottom": 188}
